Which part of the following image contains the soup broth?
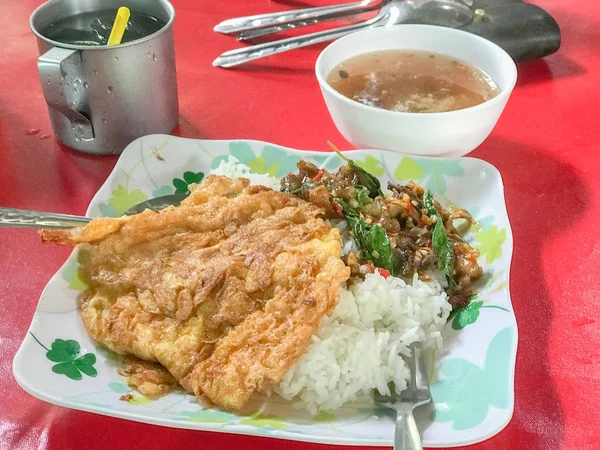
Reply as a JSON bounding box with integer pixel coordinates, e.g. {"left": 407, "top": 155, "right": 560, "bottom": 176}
{"left": 327, "top": 50, "right": 500, "bottom": 113}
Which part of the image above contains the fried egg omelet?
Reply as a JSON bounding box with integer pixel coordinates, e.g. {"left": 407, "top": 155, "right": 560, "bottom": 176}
{"left": 42, "top": 176, "right": 349, "bottom": 410}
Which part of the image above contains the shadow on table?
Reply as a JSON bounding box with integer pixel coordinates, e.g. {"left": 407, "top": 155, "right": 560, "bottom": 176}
{"left": 274, "top": 0, "right": 320, "bottom": 8}
{"left": 53, "top": 142, "right": 120, "bottom": 210}
{"left": 172, "top": 116, "right": 206, "bottom": 140}
{"left": 43, "top": 410, "right": 337, "bottom": 450}
{"left": 517, "top": 55, "right": 587, "bottom": 87}
{"left": 467, "top": 136, "right": 590, "bottom": 449}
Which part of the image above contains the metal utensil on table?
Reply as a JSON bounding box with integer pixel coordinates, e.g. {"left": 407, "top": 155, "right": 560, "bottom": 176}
{"left": 213, "top": 0, "right": 387, "bottom": 35}
{"left": 218, "top": 0, "right": 474, "bottom": 41}
{"left": 235, "top": 0, "right": 392, "bottom": 41}
{"left": 373, "top": 342, "right": 431, "bottom": 450}
{"left": 213, "top": 1, "right": 474, "bottom": 68}
{"left": 221, "top": 0, "right": 472, "bottom": 41}
{"left": 238, "top": 0, "right": 473, "bottom": 41}
{"left": 0, "top": 194, "right": 187, "bottom": 229}
{"left": 213, "top": 2, "right": 411, "bottom": 68}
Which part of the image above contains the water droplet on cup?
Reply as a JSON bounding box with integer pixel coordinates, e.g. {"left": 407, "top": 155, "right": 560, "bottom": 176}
{"left": 40, "top": 134, "right": 52, "bottom": 140}
{"left": 107, "top": 86, "right": 114, "bottom": 94}
{"left": 146, "top": 52, "right": 151, "bottom": 58}
{"left": 47, "top": 80, "right": 51, "bottom": 85}
{"left": 152, "top": 53, "right": 157, "bottom": 61}
{"left": 65, "top": 82, "right": 70, "bottom": 88}
{"left": 73, "top": 87, "right": 78, "bottom": 93}
{"left": 114, "top": 56, "right": 119, "bottom": 61}
{"left": 93, "top": 70, "right": 98, "bottom": 76}
{"left": 102, "top": 118, "right": 107, "bottom": 124}
{"left": 73, "top": 79, "right": 80, "bottom": 85}
{"left": 26, "top": 128, "right": 40, "bottom": 136}
{"left": 83, "top": 82, "right": 88, "bottom": 89}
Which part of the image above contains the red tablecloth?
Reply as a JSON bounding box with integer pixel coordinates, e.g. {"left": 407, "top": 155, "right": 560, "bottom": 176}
{"left": 1, "top": 1, "right": 599, "bottom": 449}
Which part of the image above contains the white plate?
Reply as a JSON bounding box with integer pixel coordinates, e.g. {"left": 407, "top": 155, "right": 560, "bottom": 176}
{"left": 14, "top": 136, "right": 517, "bottom": 447}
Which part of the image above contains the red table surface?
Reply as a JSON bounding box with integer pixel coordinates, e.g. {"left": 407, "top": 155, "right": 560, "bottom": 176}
{"left": 1, "top": 1, "right": 599, "bottom": 449}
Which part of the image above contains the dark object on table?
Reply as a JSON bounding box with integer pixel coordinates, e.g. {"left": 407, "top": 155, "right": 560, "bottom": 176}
{"left": 454, "top": 0, "right": 560, "bottom": 61}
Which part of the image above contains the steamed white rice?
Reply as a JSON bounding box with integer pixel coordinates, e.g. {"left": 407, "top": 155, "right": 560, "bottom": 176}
{"left": 211, "top": 157, "right": 451, "bottom": 414}
{"left": 275, "top": 273, "right": 450, "bottom": 413}
{"left": 211, "top": 156, "right": 281, "bottom": 190}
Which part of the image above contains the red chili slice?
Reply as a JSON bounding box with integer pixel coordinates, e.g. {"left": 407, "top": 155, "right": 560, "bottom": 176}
{"left": 377, "top": 268, "right": 391, "bottom": 278}
{"left": 332, "top": 201, "right": 343, "bottom": 216}
{"left": 312, "top": 170, "right": 325, "bottom": 182}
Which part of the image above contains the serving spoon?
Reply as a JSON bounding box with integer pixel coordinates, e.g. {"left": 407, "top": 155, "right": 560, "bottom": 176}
{"left": 0, "top": 194, "right": 187, "bottom": 230}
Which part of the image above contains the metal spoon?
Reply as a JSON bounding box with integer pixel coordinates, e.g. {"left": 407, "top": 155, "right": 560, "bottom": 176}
{"left": 0, "top": 194, "right": 188, "bottom": 229}
{"left": 214, "top": 2, "right": 414, "bottom": 68}
{"left": 218, "top": 0, "right": 472, "bottom": 40}
{"left": 213, "top": 0, "right": 387, "bottom": 35}
{"left": 235, "top": 0, "right": 393, "bottom": 41}
{"left": 213, "top": 1, "right": 473, "bottom": 68}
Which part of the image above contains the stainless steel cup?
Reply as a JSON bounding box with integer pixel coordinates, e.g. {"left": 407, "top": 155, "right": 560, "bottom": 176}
{"left": 30, "top": 0, "right": 179, "bottom": 155}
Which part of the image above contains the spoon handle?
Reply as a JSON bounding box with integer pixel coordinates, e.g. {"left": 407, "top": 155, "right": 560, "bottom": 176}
{"left": 394, "top": 403, "right": 422, "bottom": 450}
{"left": 237, "top": 2, "right": 388, "bottom": 41}
{"left": 213, "top": 0, "right": 379, "bottom": 35}
{"left": 0, "top": 207, "right": 91, "bottom": 229}
{"left": 213, "top": 19, "right": 381, "bottom": 68}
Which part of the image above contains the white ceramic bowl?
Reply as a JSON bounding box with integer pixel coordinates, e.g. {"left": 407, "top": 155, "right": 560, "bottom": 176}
{"left": 315, "top": 25, "right": 517, "bottom": 157}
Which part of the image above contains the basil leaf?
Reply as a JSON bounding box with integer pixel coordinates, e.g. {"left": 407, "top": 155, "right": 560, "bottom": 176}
{"left": 422, "top": 189, "right": 437, "bottom": 216}
{"left": 328, "top": 142, "right": 384, "bottom": 198}
{"left": 423, "top": 190, "right": 458, "bottom": 292}
{"left": 335, "top": 198, "right": 394, "bottom": 271}
{"left": 432, "top": 218, "right": 458, "bottom": 291}
{"left": 354, "top": 186, "right": 371, "bottom": 207}
{"left": 364, "top": 223, "right": 394, "bottom": 271}
{"left": 351, "top": 162, "right": 384, "bottom": 199}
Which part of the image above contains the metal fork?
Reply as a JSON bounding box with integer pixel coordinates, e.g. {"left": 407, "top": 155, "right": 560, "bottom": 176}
{"left": 235, "top": 0, "right": 392, "bottom": 41}
{"left": 373, "top": 342, "right": 431, "bottom": 450}
{"left": 216, "top": 0, "right": 473, "bottom": 41}
{"left": 213, "top": 1, "right": 474, "bottom": 67}
{"left": 213, "top": 0, "right": 387, "bottom": 35}
{"left": 213, "top": 2, "right": 414, "bottom": 68}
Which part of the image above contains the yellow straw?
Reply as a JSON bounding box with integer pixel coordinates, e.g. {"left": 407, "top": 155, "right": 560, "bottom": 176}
{"left": 107, "top": 7, "right": 131, "bottom": 46}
